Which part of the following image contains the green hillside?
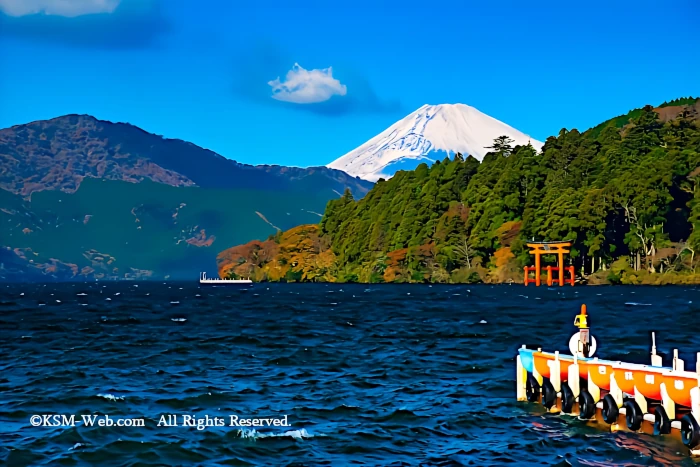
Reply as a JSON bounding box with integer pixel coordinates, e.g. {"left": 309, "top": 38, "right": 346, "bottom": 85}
{"left": 219, "top": 98, "right": 700, "bottom": 285}
{"left": 0, "top": 178, "right": 328, "bottom": 280}
{"left": 585, "top": 96, "right": 698, "bottom": 139}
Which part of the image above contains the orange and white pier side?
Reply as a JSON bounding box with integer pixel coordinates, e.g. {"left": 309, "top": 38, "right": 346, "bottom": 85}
{"left": 516, "top": 304, "right": 700, "bottom": 455}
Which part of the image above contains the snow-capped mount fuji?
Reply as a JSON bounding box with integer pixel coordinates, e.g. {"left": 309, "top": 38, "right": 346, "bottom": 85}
{"left": 327, "top": 103, "right": 544, "bottom": 182}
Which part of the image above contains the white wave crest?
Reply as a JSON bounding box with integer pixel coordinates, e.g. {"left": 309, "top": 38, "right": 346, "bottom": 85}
{"left": 238, "top": 428, "right": 315, "bottom": 440}
{"left": 97, "top": 393, "right": 124, "bottom": 401}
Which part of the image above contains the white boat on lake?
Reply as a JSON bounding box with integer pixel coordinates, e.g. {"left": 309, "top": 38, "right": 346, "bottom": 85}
{"left": 199, "top": 272, "right": 252, "bottom": 284}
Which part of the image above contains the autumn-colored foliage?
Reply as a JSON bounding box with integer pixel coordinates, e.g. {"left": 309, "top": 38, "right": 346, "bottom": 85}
{"left": 217, "top": 97, "right": 700, "bottom": 284}
{"left": 217, "top": 225, "right": 337, "bottom": 282}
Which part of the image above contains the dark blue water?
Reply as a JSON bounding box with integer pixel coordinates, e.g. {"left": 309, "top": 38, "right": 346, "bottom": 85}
{"left": 2, "top": 283, "right": 700, "bottom": 466}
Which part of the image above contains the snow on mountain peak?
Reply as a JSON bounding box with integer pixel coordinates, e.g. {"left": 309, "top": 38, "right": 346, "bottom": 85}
{"left": 327, "top": 103, "right": 543, "bottom": 182}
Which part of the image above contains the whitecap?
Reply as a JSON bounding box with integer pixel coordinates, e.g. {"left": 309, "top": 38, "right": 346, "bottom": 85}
{"left": 114, "top": 292, "right": 120, "bottom": 296}
{"left": 38, "top": 303, "right": 45, "bottom": 306}
{"left": 69, "top": 442, "right": 85, "bottom": 450}
{"left": 77, "top": 293, "right": 87, "bottom": 296}
{"left": 56, "top": 300, "right": 61, "bottom": 303}
{"left": 625, "top": 302, "right": 652, "bottom": 306}
{"left": 97, "top": 393, "right": 124, "bottom": 401}
{"left": 195, "top": 294, "right": 201, "bottom": 297}
{"left": 171, "top": 318, "right": 187, "bottom": 322}
{"left": 19, "top": 292, "right": 24, "bottom": 296}
{"left": 106, "top": 298, "right": 111, "bottom": 301}
{"left": 238, "top": 428, "right": 314, "bottom": 439}
{"left": 479, "top": 320, "right": 487, "bottom": 324}
{"left": 170, "top": 301, "right": 180, "bottom": 304}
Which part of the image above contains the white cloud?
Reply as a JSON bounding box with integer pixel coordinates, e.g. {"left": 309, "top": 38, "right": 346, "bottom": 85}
{"left": 268, "top": 63, "right": 347, "bottom": 104}
{"left": 0, "top": 0, "right": 120, "bottom": 17}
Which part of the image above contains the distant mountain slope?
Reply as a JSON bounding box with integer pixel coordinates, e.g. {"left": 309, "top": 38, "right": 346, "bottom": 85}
{"left": 0, "top": 114, "right": 373, "bottom": 197}
{"left": 327, "top": 104, "right": 543, "bottom": 181}
{"left": 0, "top": 178, "right": 332, "bottom": 281}
{"left": 0, "top": 115, "right": 373, "bottom": 281}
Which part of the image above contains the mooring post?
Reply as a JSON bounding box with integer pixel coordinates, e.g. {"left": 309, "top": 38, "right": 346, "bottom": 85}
{"left": 550, "top": 351, "right": 561, "bottom": 393}
{"left": 609, "top": 365, "right": 623, "bottom": 408}
{"left": 569, "top": 354, "right": 580, "bottom": 399}
{"left": 660, "top": 382, "right": 676, "bottom": 420}
{"left": 651, "top": 332, "right": 663, "bottom": 367}
{"left": 588, "top": 357, "right": 601, "bottom": 402}
{"left": 691, "top": 386, "right": 700, "bottom": 425}
{"left": 634, "top": 386, "right": 648, "bottom": 415}
{"left": 516, "top": 354, "right": 526, "bottom": 401}
{"left": 674, "top": 349, "right": 685, "bottom": 372}
{"left": 530, "top": 347, "right": 543, "bottom": 387}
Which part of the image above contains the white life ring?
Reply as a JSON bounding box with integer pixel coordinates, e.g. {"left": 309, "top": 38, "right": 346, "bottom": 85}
{"left": 569, "top": 332, "right": 597, "bottom": 357}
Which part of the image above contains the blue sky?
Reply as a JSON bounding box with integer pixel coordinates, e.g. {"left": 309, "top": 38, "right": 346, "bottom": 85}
{"left": 0, "top": 0, "right": 698, "bottom": 167}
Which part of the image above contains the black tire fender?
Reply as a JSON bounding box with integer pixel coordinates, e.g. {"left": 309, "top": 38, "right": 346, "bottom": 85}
{"left": 542, "top": 379, "right": 556, "bottom": 409}
{"left": 561, "top": 382, "right": 575, "bottom": 414}
{"left": 525, "top": 373, "right": 540, "bottom": 403}
{"left": 578, "top": 389, "right": 596, "bottom": 420}
{"left": 654, "top": 405, "right": 671, "bottom": 435}
{"left": 681, "top": 414, "right": 700, "bottom": 449}
{"left": 602, "top": 393, "right": 619, "bottom": 424}
{"left": 623, "top": 399, "right": 643, "bottom": 431}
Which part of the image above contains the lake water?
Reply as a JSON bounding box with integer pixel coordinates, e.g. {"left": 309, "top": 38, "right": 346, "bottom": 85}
{"left": 2, "top": 282, "right": 700, "bottom": 466}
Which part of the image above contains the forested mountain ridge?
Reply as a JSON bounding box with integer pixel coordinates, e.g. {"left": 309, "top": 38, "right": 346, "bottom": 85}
{"left": 0, "top": 114, "right": 373, "bottom": 281}
{"left": 217, "top": 97, "right": 700, "bottom": 285}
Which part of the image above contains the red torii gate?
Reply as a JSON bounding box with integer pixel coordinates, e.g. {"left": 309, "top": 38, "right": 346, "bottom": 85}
{"left": 523, "top": 241, "right": 575, "bottom": 286}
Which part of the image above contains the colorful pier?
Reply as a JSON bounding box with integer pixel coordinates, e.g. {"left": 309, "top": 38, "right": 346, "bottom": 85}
{"left": 516, "top": 305, "right": 700, "bottom": 456}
